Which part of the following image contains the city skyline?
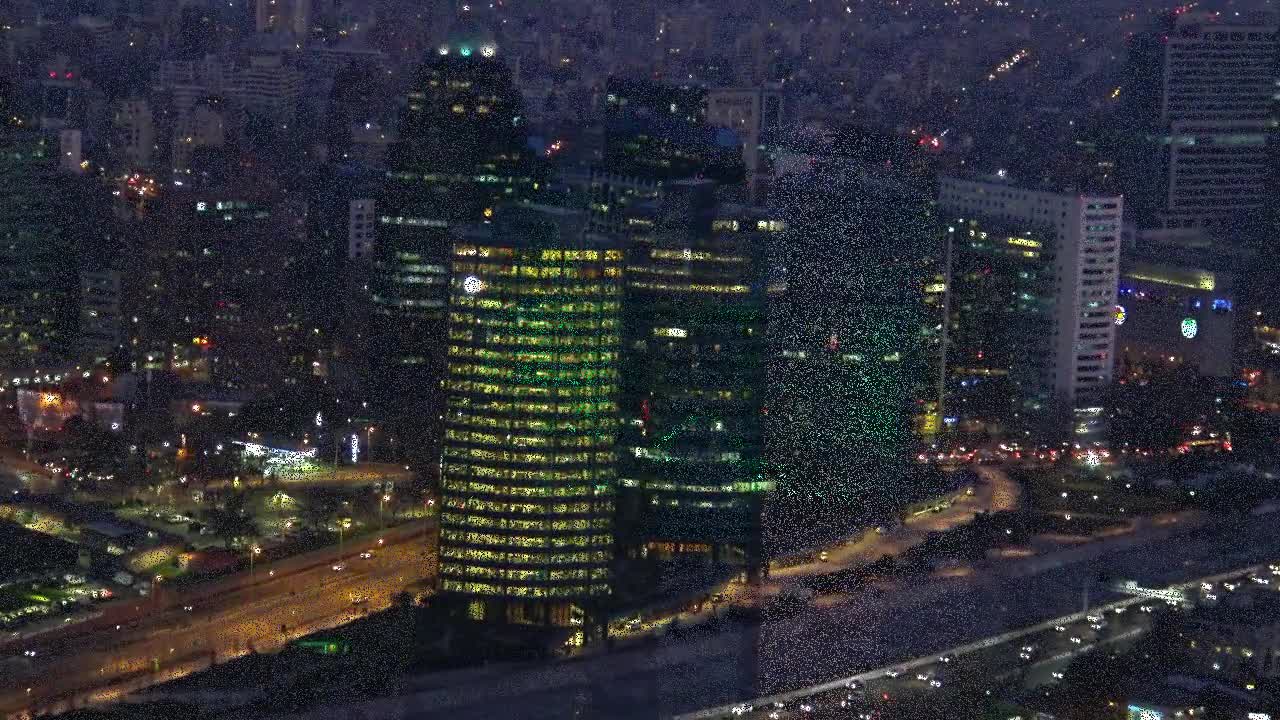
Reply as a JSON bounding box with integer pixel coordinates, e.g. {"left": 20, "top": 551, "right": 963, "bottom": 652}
{"left": 0, "top": 1, "right": 1278, "bottom": 719}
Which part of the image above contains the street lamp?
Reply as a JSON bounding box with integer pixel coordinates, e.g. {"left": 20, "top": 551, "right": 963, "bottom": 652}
{"left": 380, "top": 493, "right": 391, "bottom": 531}
{"left": 250, "top": 544, "right": 261, "bottom": 583}
{"left": 367, "top": 426, "right": 375, "bottom": 463}
{"left": 338, "top": 518, "right": 351, "bottom": 563}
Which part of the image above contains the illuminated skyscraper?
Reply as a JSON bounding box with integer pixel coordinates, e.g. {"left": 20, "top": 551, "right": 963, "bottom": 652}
{"left": 439, "top": 205, "right": 620, "bottom": 634}
{"left": 938, "top": 216, "right": 1055, "bottom": 437}
{"left": 939, "top": 175, "right": 1123, "bottom": 441}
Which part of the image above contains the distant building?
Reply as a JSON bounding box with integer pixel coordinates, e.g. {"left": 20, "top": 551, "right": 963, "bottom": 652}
{"left": 939, "top": 175, "right": 1123, "bottom": 440}
{"left": 704, "top": 86, "right": 783, "bottom": 202}
{"left": 602, "top": 78, "right": 745, "bottom": 189}
{"left": 0, "top": 128, "right": 79, "bottom": 368}
{"left": 111, "top": 98, "right": 155, "bottom": 170}
{"left": 224, "top": 54, "right": 302, "bottom": 122}
{"left": 1116, "top": 261, "right": 1235, "bottom": 378}
{"left": 124, "top": 181, "right": 319, "bottom": 391}
{"left": 171, "top": 96, "right": 227, "bottom": 173}
{"left": 347, "top": 199, "right": 375, "bottom": 261}
{"left": 438, "top": 205, "right": 619, "bottom": 636}
{"left": 256, "top": 0, "right": 311, "bottom": 36}
{"left": 80, "top": 269, "right": 122, "bottom": 362}
{"left": 1155, "top": 12, "right": 1280, "bottom": 243}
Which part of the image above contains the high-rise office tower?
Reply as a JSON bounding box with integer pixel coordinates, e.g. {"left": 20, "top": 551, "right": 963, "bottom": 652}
{"left": 370, "top": 19, "right": 541, "bottom": 448}
{"left": 256, "top": 0, "right": 311, "bottom": 36}
{"left": 939, "top": 175, "right": 1123, "bottom": 441}
{"left": 616, "top": 180, "right": 769, "bottom": 576}
{"left": 439, "top": 205, "right": 620, "bottom": 636}
{"left": 0, "top": 126, "right": 81, "bottom": 369}
{"left": 767, "top": 153, "right": 930, "bottom": 551}
{"left": 1156, "top": 12, "right": 1279, "bottom": 241}
{"left": 704, "top": 87, "right": 784, "bottom": 202}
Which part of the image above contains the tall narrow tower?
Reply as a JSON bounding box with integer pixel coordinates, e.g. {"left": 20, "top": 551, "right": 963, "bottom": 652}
{"left": 439, "top": 205, "right": 620, "bottom": 638}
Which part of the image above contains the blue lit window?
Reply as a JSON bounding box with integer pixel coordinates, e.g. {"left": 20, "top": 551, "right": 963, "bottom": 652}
{"left": 1212, "top": 298, "right": 1232, "bottom": 312}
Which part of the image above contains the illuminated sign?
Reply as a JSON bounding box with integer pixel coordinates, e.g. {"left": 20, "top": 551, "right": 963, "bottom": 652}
{"left": 1181, "top": 317, "right": 1198, "bottom": 339}
{"left": 350, "top": 434, "right": 360, "bottom": 463}
{"left": 463, "top": 276, "right": 484, "bottom": 294}
{"left": 1115, "top": 305, "right": 1126, "bottom": 326}
{"left": 1128, "top": 706, "right": 1164, "bottom": 720}
{"left": 234, "top": 442, "right": 318, "bottom": 461}
{"left": 1128, "top": 269, "right": 1215, "bottom": 291}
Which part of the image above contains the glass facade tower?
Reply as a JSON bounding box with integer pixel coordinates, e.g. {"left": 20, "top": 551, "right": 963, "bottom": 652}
{"left": 439, "top": 205, "right": 620, "bottom": 630}
{"left": 617, "top": 180, "right": 769, "bottom": 573}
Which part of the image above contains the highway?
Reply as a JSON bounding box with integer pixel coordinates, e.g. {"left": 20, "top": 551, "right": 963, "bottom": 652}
{"left": 0, "top": 527, "right": 436, "bottom": 719}
{"left": 227, "top": 508, "right": 1280, "bottom": 720}
{"left": 687, "top": 562, "right": 1280, "bottom": 719}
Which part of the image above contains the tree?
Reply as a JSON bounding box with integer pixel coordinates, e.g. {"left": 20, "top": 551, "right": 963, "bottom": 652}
{"left": 300, "top": 490, "right": 340, "bottom": 535}
{"left": 204, "top": 491, "right": 257, "bottom": 548}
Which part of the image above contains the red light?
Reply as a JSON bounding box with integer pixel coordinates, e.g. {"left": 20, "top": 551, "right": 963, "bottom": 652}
{"left": 49, "top": 71, "right": 57, "bottom": 78}
{"left": 65, "top": 72, "right": 73, "bottom": 79}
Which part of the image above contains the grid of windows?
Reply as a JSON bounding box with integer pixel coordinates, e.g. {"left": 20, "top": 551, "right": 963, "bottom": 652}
{"left": 440, "top": 228, "right": 620, "bottom": 603}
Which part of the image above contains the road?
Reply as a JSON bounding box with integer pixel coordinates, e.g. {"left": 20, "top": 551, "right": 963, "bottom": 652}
{"left": 691, "top": 563, "right": 1280, "bottom": 719}
{"left": 0, "top": 528, "right": 436, "bottom": 719}
{"left": 608, "top": 468, "right": 1022, "bottom": 640}
{"left": 771, "top": 467, "right": 1020, "bottom": 580}
{"left": 0, "top": 449, "right": 60, "bottom": 495}
{"left": 230, "top": 501, "right": 1280, "bottom": 720}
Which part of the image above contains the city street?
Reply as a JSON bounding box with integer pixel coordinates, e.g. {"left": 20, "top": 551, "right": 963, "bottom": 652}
{"left": 695, "top": 564, "right": 1280, "bottom": 719}
{"left": 0, "top": 527, "right": 436, "bottom": 719}
{"left": 770, "top": 466, "right": 1020, "bottom": 581}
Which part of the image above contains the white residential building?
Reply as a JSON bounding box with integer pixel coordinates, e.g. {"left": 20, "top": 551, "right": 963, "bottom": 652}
{"left": 940, "top": 175, "right": 1124, "bottom": 439}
